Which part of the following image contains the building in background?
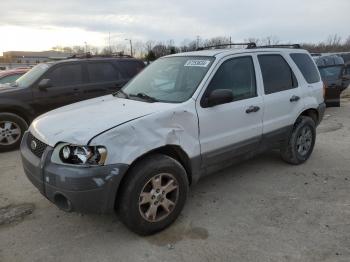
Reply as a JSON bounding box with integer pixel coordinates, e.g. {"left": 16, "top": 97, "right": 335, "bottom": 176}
{"left": 0, "top": 50, "right": 71, "bottom": 69}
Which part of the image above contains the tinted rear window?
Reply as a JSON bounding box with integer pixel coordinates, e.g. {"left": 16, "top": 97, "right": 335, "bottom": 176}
{"left": 87, "top": 62, "right": 121, "bottom": 82}
{"left": 290, "top": 53, "right": 320, "bottom": 84}
{"left": 258, "top": 55, "right": 298, "bottom": 94}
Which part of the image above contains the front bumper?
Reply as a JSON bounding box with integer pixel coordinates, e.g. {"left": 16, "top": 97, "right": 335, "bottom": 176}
{"left": 20, "top": 132, "right": 129, "bottom": 214}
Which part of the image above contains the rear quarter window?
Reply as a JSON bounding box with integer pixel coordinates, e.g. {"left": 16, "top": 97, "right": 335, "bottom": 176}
{"left": 290, "top": 53, "right": 320, "bottom": 84}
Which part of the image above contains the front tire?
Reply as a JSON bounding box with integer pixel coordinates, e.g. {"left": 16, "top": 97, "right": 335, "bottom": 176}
{"left": 0, "top": 113, "right": 28, "bottom": 152}
{"left": 118, "top": 154, "right": 189, "bottom": 235}
{"left": 280, "top": 116, "right": 316, "bottom": 165}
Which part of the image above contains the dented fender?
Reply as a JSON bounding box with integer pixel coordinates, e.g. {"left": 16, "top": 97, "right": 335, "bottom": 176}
{"left": 89, "top": 101, "right": 201, "bottom": 167}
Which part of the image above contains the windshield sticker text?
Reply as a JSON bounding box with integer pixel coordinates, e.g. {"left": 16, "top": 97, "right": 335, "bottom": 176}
{"left": 184, "top": 60, "right": 211, "bottom": 67}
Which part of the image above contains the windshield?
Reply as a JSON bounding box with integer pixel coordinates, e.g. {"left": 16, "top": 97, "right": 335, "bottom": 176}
{"left": 14, "top": 63, "right": 51, "bottom": 88}
{"left": 122, "top": 56, "right": 215, "bottom": 103}
{"left": 319, "top": 66, "right": 342, "bottom": 82}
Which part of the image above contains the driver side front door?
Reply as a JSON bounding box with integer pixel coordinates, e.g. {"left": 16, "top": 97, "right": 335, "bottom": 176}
{"left": 196, "top": 55, "right": 264, "bottom": 173}
{"left": 32, "top": 63, "right": 86, "bottom": 116}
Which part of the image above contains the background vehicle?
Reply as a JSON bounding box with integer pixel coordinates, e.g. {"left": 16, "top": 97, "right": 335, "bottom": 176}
{"left": 0, "top": 68, "right": 30, "bottom": 84}
{"left": 314, "top": 55, "right": 350, "bottom": 107}
{"left": 0, "top": 55, "right": 144, "bottom": 151}
{"left": 21, "top": 44, "right": 325, "bottom": 235}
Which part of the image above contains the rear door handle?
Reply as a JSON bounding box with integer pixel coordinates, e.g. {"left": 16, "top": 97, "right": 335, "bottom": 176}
{"left": 290, "top": 95, "right": 300, "bottom": 102}
{"left": 246, "top": 106, "right": 260, "bottom": 114}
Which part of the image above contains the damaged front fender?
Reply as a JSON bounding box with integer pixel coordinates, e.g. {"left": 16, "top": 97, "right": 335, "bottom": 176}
{"left": 89, "top": 101, "right": 201, "bottom": 177}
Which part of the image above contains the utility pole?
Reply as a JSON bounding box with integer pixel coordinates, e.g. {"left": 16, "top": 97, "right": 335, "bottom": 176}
{"left": 84, "top": 42, "right": 88, "bottom": 53}
{"left": 125, "top": 39, "right": 133, "bottom": 57}
{"left": 196, "top": 35, "right": 200, "bottom": 49}
{"left": 108, "top": 32, "right": 111, "bottom": 53}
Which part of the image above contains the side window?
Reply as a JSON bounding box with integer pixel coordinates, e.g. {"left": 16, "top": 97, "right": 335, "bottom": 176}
{"left": 0, "top": 74, "right": 21, "bottom": 84}
{"left": 46, "top": 64, "right": 83, "bottom": 86}
{"left": 258, "top": 55, "right": 298, "bottom": 94}
{"left": 87, "top": 63, "right": 121, "bottom": 82}
{"left": 206, "top": 56, "right": 257, "bottom": 101}
{"left": 290, "top": 53, "right": 320, "bottom": 83}
{"left": 118, "top": 61, "right": 144, "bottom": 78}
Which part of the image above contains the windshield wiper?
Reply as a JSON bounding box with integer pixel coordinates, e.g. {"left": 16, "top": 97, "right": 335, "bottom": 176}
{"left": 129, "top": 93, "right": 159, "bottom": 102}
{"left": 113, "top": 89, "right": 129, "bottom": 99}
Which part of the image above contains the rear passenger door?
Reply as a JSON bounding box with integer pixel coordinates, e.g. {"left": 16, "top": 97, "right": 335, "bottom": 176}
{"left": 82, "top": 61, "right": 126, "bottom": 100}
{"left": 257, "top": 53, "right": 304, "bottom": 137}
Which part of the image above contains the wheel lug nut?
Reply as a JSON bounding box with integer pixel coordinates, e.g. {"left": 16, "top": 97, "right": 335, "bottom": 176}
{"left": 156, "top": 189, "right": 160, "bottom": 193}
{"left": 154, "top": 201, "right": 158, "bottom": 205}
{"left": 162, "top": 191, "right": 165, "bottom": 195}
{"left": 151, "top": 196, "right": 155, "bottom": 200}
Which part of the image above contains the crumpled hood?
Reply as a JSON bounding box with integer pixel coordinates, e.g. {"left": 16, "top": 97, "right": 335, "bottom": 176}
{"left": 30, "top": 95, "right": 178, "bottom": 147}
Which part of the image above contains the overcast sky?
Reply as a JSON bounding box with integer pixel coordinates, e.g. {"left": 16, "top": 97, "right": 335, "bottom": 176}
{"left": 0, "top": 0, "right": 349, "bottom": 54}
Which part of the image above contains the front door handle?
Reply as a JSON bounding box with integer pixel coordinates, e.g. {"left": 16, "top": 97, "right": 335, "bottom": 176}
{"left": 246, "top": 106, "right": 260, "bottom": 114}
{"left": 290, "top": 95, "right": 300, "bottom": 102}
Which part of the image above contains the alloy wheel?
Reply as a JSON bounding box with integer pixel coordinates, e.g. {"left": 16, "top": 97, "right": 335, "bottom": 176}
{"left": 0, "top": 121, "right": 21, "bottom": 146}
{"left": 296, "top": 126, "right": 313, "bottom": 156}
{"left": 138, "top": 173, "right": 179, "bottom": 223}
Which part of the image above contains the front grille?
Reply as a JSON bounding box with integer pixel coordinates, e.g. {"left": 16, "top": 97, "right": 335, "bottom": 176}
{"left": 27, "top": 132, "right": 48, "bottom": 158}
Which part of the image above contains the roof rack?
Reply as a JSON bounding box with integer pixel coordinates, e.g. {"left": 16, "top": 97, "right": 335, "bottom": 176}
{"left": 67, "top": 52, "right": 133, "bottom": 59}
{"left": 197, "top": 42, "right": 257, "bottom": 51}
{"left": 256, "top": 44, "right": 301, "bottom": 49}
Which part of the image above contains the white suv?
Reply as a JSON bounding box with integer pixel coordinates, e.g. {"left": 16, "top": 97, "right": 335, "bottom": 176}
{"left": 21, "top": 45, "right": 326, "bottom": 235}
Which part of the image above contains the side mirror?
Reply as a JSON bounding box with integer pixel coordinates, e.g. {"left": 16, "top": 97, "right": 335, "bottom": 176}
{"left": 38, "top": 79, "right": 52, "bottom": 90}
{"left": 203, "top": 89, "right": 234, "bottom": 107}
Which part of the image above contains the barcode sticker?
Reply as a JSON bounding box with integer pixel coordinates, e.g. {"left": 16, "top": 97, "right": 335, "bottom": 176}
{"left": 184, "top": 60, "right": 211, "bottom": 67}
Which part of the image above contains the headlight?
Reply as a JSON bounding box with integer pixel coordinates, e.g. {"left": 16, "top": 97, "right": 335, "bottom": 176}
{"left": 56, "top": 144, "right": 107, "bottom": 166}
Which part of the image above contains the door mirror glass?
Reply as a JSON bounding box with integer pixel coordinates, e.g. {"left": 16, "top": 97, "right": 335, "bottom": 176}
{"left": 38, "top": 78, "right": 52, "bottom": 90}
{"left": 204, "top": 89, "right": 234, "bottom": 107}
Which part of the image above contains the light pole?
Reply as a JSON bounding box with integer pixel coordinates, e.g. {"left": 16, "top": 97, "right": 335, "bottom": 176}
{"left": 125, "top": 39, "right": 133, "bottom": 57}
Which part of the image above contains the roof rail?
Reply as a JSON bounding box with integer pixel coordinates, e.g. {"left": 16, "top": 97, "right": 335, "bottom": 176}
{"left": 197, "top": 42, "right": 257, "bottom": 51}
{"left": 256, "top": 44, "right": 301, "bottom": 49}
{"left": 67, "top": 52, "right": 134, "bottom": 59}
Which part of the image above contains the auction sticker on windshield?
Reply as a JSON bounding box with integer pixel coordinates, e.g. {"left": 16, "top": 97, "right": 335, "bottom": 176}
{"left": 184, "top": 60, "right": 211, "bottom": 67}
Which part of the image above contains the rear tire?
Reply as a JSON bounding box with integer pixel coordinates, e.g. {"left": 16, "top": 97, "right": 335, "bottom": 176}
{"left": 280, "top": 116, "right": 316, "bottom": 165}
{"left": 118, "top": 154, "right": 189, "bottom": 235}
{"left": 0, "top": 113, "right": 28, "bottom": 152}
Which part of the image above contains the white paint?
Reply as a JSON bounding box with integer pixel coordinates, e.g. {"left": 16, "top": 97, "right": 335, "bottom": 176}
{"left": 29, "top": 48, "right": 324, "bottom": 167}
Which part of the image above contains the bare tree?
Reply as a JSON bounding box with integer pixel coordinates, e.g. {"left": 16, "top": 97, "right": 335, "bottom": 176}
{"left": 326, "top": 34, "right": 342, "bottom": 46}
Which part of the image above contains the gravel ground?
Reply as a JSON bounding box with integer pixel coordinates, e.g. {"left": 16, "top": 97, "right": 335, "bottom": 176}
{"left": 0, "top": 99, "right": 349, "bottom": 262}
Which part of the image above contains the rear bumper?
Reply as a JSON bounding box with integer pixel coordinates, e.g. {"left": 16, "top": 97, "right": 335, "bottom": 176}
{"left": 21, "top": 132, "right": 129, "bottom": 214}
{"left": 317, "top": 102, "right": 326, "bottom": 125}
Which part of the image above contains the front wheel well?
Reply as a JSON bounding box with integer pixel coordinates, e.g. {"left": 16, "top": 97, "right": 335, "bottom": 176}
{"left": 0, "top": 108, "right": 31, "bottom": 124}
{"left": 115, "top": 145, "right": 192, "bottom": 209}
